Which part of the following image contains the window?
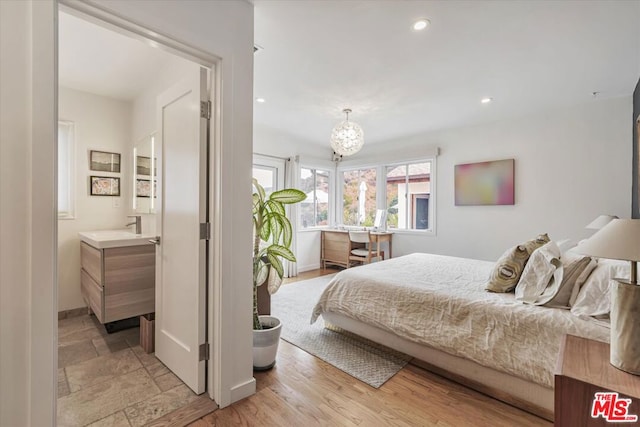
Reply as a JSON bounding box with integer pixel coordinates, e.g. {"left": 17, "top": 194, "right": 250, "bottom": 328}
{"left": 341, "top": 167, "right": 377, "bottom": 226}
{"left": 300, "top": 167, "right": 330, "bottom": 228}
{"left": 385, "top": 161, "right": 432, "bottom": 231}
{"left": 58, "top": 121, "right": 75, "bottom": 219}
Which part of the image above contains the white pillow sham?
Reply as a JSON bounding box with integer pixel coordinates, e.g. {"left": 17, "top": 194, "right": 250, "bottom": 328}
{"left": 570, "top": 259, "right": 630, "bottom": 319}
{"left": 515, "top": 242, "right": 562, "bottom": 304}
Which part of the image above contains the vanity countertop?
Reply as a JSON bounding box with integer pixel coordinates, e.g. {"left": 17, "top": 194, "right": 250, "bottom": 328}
{"left": 79, "top": 230, "right": 155, "bottom": 249}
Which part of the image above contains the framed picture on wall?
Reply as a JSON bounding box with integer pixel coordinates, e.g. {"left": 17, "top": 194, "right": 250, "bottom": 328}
{"left": 90, "top": 150, "right": 121, "bottom": 173}
{"left": 90, "top": 176, "right": 120, "bottom": 196}
{"left": 136, "top": 156, "right": 156, "bottom": 176}
{"left": 454, "top": 158, "right": 515, "bottom": 206}
{"left": 136, "top": 178, "right": 156, "bottom": 198}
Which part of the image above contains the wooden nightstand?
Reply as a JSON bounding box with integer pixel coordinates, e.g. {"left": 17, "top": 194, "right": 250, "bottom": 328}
{"left": 555, "top": 335, "right": 640, "bottom": 426}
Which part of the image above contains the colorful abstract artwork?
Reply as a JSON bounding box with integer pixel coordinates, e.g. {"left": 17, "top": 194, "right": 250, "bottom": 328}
{"left": 455, "top": 159, "right": 515, "bottom": 206}
{"left": 90, "top": 176, "right": 120, "bottom": 196}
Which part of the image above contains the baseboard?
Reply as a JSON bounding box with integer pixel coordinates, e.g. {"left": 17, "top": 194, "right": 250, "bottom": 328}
{"left": 58, "top": 307, "right": 87, "bottom": 320}
{"left": 298, "top": 263, "right": 320, "bottom": 273}
{"left": 229, "top": 377, "right": 256, "bottom": 405}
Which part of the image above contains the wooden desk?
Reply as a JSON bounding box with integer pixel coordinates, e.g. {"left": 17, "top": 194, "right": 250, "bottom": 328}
{"left": 555, "top": 335, "right": 640, "bottom": 426}
{"left": 321, "top": 229, "right": 393, "bottom": 269}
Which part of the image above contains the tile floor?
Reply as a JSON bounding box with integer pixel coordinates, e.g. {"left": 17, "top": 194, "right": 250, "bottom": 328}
{"left": 57, "top": 314, "right": 199, "bottom": 427}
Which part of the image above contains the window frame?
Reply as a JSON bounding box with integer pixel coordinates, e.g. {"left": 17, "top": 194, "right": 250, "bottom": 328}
{"left": 337, "top": 157, "right": 437, "bottom": 234}
{"left": 299, "top": 164, "right": 333, "bottom": 231}
{"left": 336, "top": 162, "right": 380, "bottom": 228}
{"left": 58, "top": 120, "right": 76, "bottom": 220}
{"left": 383, "top": 158, "right": 436, "bottom": 235}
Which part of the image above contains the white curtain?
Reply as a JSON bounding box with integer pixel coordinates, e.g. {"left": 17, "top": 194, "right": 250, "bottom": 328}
{"left": 285, "top": 155, "right": 300, "bottom": 278}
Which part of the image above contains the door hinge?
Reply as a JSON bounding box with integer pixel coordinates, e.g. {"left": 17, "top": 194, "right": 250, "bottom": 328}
{"left": 199, "top": 222, "right": 211, "bottom": 240}
{"left": 200, "top": 100, "right": 211, "bottom": 120}
{"left": 199, "top": 343, "right": 210, "bottom": 361}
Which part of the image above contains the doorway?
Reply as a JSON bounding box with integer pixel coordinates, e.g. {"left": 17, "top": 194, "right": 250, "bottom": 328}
{"left": 57, "top": 7, "right": 215, "bottom": 426}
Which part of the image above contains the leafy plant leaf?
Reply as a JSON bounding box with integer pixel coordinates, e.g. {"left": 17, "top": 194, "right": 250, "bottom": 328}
{"left": 252, "top": 178, "right": 265, "bottom": 202}
{"left": 267, "top": 253, "right": 284, "bottom": 278}
{"left": 269, "top": 188, "right": 306, "bottom": 204}
{"left": 268, "top": 245, "right": 296, "bottom": 262}
{"left": 265, "top": 199, "right": 285, "bottom": 216}
{"left": 255, "top": 262, "right": 269, "bottom": 287}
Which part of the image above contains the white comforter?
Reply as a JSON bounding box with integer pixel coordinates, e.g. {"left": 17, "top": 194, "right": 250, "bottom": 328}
{"left": 311, "top": 253, "right": 609, "bottom": 388}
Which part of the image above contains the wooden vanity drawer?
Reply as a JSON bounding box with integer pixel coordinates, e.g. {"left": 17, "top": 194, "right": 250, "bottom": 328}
{"left": 81, "top": 268, "right": 104, "bottom": 323}
{"left": 81, "top": 242, "right": 103, "bottom": 285}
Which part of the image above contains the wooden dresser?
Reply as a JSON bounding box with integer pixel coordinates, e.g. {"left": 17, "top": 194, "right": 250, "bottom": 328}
{"left": 320, "top": 229, "right": 393, "bottom": 269}
{"left": 555, "top": 334, "right": 640, "bottom": 426}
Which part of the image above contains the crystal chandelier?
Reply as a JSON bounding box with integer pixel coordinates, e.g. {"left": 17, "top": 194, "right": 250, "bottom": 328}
{"left": 330, "top": 108, "right": 364, "bottom": 156}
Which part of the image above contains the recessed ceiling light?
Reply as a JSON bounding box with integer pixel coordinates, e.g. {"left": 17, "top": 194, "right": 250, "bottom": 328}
{"left": 413, "top": 19, "right": 430, "bottom": 31}
{"left": 481, "top": 97, "right": 493, "bottom": 104}
{"left": 256, "top": 98, "right": 266, "bottom": 103}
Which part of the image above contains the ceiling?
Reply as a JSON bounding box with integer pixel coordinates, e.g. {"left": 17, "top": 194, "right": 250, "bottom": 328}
{"left": 254, "top": 1, "right": 640, "bottom": 146}
{"left": 60, "top": 2, "right": 640, "bottom": 146}
{"left": 59, "top": 12, "right": 181, "bottom": 101}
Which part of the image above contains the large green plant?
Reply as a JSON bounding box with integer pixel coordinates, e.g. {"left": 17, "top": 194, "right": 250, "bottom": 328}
{"left": 253, "top": 178, "right": 306, "bottom": 330}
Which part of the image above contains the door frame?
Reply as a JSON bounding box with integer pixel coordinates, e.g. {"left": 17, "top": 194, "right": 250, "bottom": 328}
{"left": 58, "top": 0, "right": 223, "bottom": 403}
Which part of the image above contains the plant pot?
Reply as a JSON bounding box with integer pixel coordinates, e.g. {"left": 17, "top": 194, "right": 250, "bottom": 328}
{"left": 252, "top": 315, "right": 282, "bottom": 371}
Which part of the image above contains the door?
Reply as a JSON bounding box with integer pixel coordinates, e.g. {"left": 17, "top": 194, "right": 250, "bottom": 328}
{"left": 155, "top": 66, "right": 208, "bottom": 394}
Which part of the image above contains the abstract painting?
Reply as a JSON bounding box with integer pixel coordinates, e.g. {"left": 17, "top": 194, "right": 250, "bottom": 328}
{"left": 455, "top": 159, "right": 515, "bottom": 206}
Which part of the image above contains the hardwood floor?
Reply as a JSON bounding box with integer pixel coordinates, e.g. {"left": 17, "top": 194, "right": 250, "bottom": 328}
{"left": 190, "top": 340, "right": 551, "bottom": 426}
{"left": 282, "top": 267, "right": 341, "bottom": 285}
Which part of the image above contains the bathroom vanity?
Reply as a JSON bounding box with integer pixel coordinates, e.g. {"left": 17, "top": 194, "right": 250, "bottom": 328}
{"left": 79, "top": 230, "right": 155, "bottom": 323}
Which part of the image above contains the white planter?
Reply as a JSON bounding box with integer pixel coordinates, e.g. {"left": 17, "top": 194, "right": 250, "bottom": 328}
{"left": 252, "top": 315, "right": 282, "bottom": 370}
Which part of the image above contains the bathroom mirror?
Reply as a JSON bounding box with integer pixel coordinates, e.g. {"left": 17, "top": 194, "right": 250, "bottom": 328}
{"left": 133, "top": 133, "right": 156, "bottom": 214}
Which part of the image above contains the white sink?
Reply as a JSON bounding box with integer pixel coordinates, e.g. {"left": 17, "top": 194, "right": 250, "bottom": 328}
{"left": 79, "top": 230, "right": 155, "bottom": 249}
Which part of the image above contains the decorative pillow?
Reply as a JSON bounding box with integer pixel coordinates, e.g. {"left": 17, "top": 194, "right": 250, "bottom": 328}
{"left": 571, "top": 259, "right": 630, "bottom": 319}
{"left": 543, "top": 253, "right": 593, "bottom": 308}
{"left": 568, "top": 258, "right": 598, "bottom": 307}
{"left": 486, "top": 233, "right": 551, "bottom": 293}
{"left": 515, "top": 242, "right": 562, "bottom": 304}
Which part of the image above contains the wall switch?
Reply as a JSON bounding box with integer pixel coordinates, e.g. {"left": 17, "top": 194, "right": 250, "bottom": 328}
{"left": 112, "top": 197, "right": 121, "bottom": 208}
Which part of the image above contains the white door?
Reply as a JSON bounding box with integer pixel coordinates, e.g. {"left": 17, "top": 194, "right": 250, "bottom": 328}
{"left": 155, "top": 66, "right": 208, "bottom": 394}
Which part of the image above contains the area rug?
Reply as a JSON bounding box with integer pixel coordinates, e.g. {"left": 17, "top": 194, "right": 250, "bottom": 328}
{"left": 271, "top": 274, "right": 411, "bottom": 388}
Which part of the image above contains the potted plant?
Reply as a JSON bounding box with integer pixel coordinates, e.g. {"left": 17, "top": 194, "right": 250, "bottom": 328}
{"left": 252, "top": 178, "right": 306, "bottom": 370}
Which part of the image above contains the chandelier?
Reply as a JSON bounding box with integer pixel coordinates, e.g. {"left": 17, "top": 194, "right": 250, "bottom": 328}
{"left": 330, "top": 108, "right": 364, "bottom": 156}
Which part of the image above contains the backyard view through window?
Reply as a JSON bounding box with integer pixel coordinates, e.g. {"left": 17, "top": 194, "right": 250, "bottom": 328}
{"left": 300, "top": 167, "right": 330, "bottom": 228}
{"left": 342, "top": 168, "right": 377, "bottom": 226}
{"left": 386, "top": 162, "right": 431, "bottom": 230}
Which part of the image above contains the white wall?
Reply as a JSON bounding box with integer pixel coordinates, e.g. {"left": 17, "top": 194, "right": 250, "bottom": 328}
{"left": 342, "top": 96, "right": 632, "bottom": 261}
{"left": 1, "top": 0, "right": 254, "bottom": 424}
{"left": 1, "top": 1, "right": 57, "bottom": 425}
{"left": 58, "top": 87, "right": 132, "bottom": 311}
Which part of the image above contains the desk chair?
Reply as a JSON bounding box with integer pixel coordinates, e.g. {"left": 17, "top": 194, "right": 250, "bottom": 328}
{"left": 348, "top": 230, "right": 384, "bottom": 267}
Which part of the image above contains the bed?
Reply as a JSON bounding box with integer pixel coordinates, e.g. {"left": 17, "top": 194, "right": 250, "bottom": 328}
{"left": 311, "top": 253, "right": 610, "bottom": 420}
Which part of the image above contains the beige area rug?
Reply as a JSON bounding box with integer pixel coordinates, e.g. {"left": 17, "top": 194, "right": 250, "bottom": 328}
{"left": 272, "top": 274, "right": 411, "bottom": 388}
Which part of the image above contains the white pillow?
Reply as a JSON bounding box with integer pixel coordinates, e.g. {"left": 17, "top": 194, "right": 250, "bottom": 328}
{"left": 570, "top": 259, "right": 630, "bottom": 319}
{"left": 556, "top": 238, "right": 577, "bottom": 253}
{"left": 515, "top": 242, "right": 562, "bottom": 304}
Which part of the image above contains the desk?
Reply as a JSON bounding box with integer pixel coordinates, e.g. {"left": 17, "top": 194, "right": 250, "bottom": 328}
{"left": 321, "top": 229, "right": 393, "bottom": 269}
{"left": 555, "top": 335, "right": 640, "bottom": 426}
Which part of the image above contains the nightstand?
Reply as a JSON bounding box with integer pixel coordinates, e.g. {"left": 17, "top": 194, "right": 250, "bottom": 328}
{"left": 555, "top": 334, "right": 640, "bottom": 426}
